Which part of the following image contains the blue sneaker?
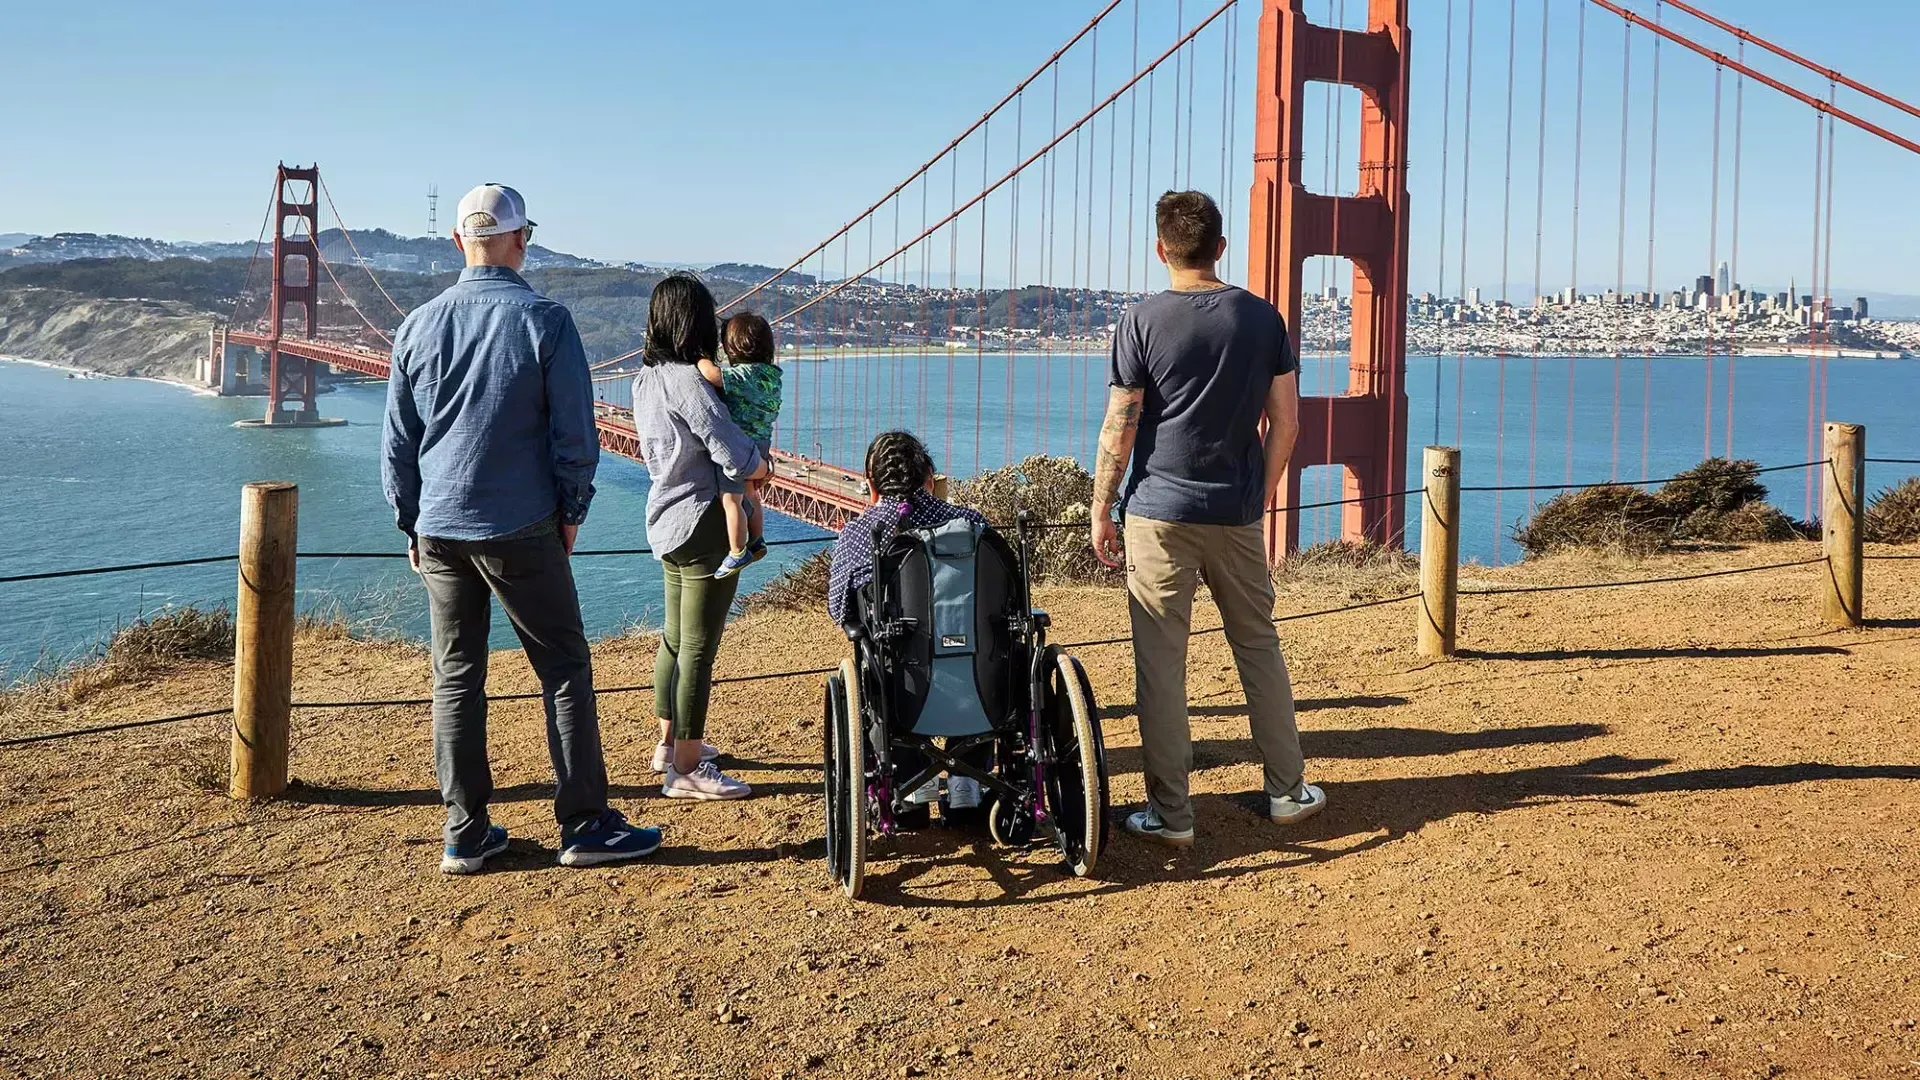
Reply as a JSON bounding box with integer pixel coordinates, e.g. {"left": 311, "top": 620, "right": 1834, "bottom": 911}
{"left": 558, "top": 811, "right": 663, "bottom": 868}
{"left": 440, "top": 824, "right": 510, "bottom": 875}
{"left": 746, "top": 536, "right": 769, "bottom": 560}
{"left": 712, "top": 549, "right": 756, "bottom": 580}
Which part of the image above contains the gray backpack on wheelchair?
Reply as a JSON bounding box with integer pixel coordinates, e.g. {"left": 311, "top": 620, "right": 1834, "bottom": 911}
{"left": 821, "top": 513, "right": 1111, "bottom": 900}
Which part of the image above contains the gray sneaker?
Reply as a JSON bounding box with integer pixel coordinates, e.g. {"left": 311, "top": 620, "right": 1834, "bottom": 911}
{"left": 1269, "top": 782, "right": 1327, "bottom": 826}
{"left": 662, "top": 761, "right": 752, "bottom": 801}
{"left": 1122, "top": 808, "right": 1195, "bottom": 848}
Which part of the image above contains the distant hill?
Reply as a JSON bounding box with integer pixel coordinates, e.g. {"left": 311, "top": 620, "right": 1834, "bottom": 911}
{"left": 703, "top": 262, "right": 815, "bottom": 287}
{"left": 0, "top": 229, "right": 606, "bottom": 275}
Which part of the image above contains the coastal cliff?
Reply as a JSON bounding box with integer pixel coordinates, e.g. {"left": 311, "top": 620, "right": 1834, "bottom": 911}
{"left": 0, "top": 287, "right": 212, "bottom": 380}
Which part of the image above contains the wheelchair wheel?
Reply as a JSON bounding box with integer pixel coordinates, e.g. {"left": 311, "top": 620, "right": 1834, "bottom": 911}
{"left": 1044, "top": 646, "right": 1110, "bottom": 877}
{"left": 987, "top": 797, "right": 1036, "bottom": 847}
{"left": 823, "top": 660, "right": 867, "bottom": 899}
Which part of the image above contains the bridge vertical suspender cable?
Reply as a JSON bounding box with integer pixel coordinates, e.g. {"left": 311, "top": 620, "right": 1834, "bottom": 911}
{"left": 1495, "top": 0, "right": 1518, "bottom": 562}
{"left": 1326, "top": 0, "right": 1348, "bottom": 543}
{"left": 1804, "top": 111, "right": 1823, "bottom": 521}
{"left": 1725, "top": 41, "right": 1745, "bottom": 460}
{"left": 1528, "top": 0, "right": 1550, "bottom": 515}
{"left": 1434, "top": 0, "right": 1455, "bottom": 448}
{"left": 1455, "top": 0, "right": 1477, "bottom": 454}
{"left": 1610, "top": 14, "right": 1631, "bottom": 482}
{"left": 975, "top": 116, "right": 989, "bottom": 479}
{"left": 1820, "top": 81, "right": 1837, "bottom": 441}
{"left": 1567, "top": 0, "right": 1588, "bottom": 491}
{"left": 1006, "top": 92, "right": 1022, "bottom": 470}
{"left": 1643, "top": 0, "right": 1662, "bottom": 483}
{"left": 1172, "top": 0, "right": 1185, "bottom": 190}
{"left": 947, "top": 152, "right": 959, "bottom": 472}
{"left": 1703, "top": 63, "right": 1722, "bottom": 463}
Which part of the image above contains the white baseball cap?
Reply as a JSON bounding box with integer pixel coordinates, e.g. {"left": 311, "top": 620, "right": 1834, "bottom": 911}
{"left": 454, "top": 183, "right": 537, "bottom": 237}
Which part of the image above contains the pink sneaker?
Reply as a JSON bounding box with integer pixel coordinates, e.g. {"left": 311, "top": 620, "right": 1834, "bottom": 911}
{"left": 662, "top": 761, "right": 751, "bottom": 801}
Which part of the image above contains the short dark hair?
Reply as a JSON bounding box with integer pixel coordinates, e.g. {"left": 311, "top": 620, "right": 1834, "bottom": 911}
{"left": 1155, "top": 190, "right": 1224, "bottom": 269}
{"left": 644, "top": 273, "right": 719, "bottom": 367}
{"left": 722, "top": 311, "right": 776, "bottom": 365}
{"left": 863, "top": 431, "right": 936, "bottom": 501}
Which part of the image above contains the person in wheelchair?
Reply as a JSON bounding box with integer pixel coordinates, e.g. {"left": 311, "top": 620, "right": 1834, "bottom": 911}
{"left": 827, "top": 432, "right": 991, "bottom": 814}
{"left": 820, "top": 431, "right": 1109, "bottom": 899}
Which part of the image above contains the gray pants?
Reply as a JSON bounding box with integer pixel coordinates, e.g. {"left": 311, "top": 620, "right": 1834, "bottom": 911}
{"left": 418, "top": 522, "right": 609, "bottom": 850}
{"left": 1125, "top": 515, "right": 1304, "bottom": 833}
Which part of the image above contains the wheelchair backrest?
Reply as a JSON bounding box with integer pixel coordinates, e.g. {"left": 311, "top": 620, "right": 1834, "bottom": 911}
{"left": 875, "top": 517, "right": 1021, "bottom": 737}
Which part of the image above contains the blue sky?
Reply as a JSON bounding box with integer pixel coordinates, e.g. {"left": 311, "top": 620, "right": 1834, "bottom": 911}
{"left": 4, "top": 1, "right": 1917, "bottom": 294}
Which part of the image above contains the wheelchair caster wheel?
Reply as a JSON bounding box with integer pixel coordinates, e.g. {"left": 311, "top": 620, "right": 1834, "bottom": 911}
{"left": 987, "top": 798, "right": 1036, "bottom": 846}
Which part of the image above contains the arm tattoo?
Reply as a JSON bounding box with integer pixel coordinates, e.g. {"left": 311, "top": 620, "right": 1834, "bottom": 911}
{"left": 1092, "top": 389, "right": 1143, "bottom": 510}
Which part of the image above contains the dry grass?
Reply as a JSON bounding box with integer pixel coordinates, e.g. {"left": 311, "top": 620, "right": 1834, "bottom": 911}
{"left": 1513, "top": 457, "right": 1810, "bottom": 558}
{"left": 1278, "top": 538, "right": 1418, "bottom": 599}
{"left": 1, "top": 604, "right": 234, "bottom": 715}
{"left": 733, "top": 549, "right": 833, "bottom": 616}
{"left": 1866, "top": 475, "right": 1920, "bottom": 544}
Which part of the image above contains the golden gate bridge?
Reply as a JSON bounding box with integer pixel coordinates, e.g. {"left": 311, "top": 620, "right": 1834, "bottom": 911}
{"left": 200, "top": 0, "right": 1920, "bottom": 553}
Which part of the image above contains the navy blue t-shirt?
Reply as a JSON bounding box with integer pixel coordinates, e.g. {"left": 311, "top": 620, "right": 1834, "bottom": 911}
{"left": 1108, "top": 284, "right": 1296, "bottom": 526}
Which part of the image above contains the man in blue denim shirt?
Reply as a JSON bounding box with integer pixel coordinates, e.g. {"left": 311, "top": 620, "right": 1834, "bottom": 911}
{"left": 382, "top": 183, "right": 659, "bottom": 873}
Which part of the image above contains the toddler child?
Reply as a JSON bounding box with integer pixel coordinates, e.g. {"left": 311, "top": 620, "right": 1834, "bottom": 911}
{"left": 700, "top": 311, "right": 782, "bottom": 579}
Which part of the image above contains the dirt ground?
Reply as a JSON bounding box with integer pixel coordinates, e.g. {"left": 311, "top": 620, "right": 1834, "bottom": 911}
{"left": 3, "top": 542, "right": 1919, "bottom": 1080}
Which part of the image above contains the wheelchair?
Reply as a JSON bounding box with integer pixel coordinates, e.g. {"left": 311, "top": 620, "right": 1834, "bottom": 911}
{"left": 821, "top": 513, "right": 1111, "bottom": 899}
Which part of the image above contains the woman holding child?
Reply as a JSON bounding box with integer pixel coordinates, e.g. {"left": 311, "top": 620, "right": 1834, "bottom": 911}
{"left": 631, "top": 273, "right": 780, "bottom": 801}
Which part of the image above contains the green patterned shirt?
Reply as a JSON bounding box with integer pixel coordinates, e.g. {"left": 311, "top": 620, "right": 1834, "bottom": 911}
{"left": 720, "top": 362, "right": 783, "bottom": 443}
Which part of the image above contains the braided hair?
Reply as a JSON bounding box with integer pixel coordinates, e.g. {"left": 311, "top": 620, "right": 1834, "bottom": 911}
{"left": 863, "top": 431, "right": 936, "bottom": 503}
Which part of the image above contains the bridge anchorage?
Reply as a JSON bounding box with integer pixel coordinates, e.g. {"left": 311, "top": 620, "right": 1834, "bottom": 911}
{"left": 219, "top": 163, "right": 347, "bottom": 429}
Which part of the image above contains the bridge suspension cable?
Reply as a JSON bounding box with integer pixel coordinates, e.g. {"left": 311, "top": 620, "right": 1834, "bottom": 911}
{"left": 772, "top": 0, "right": 1238, "bottom": 332}
{"left": 714, "top": 0, "right": 1133, "bottom": 319}
{"left": 1587, "top": 0, "right": 1920, "bottom": 157}
{"left": 1656, "top": 0, "right": 1920, "bottom": 124}
{"left": 317, "top": 177, "right": 408, "bottom": 320}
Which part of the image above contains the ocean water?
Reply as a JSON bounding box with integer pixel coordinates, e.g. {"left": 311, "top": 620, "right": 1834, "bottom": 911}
{"left": 4, "top": 352, "right": 1916, "bottom": 677}
{"left": 0, "top": 362, "right": 827, "bottom": 679}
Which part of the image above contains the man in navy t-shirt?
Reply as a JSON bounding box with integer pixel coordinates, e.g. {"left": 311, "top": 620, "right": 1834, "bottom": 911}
{"left": 1090, "top": 190, "right": 1326, "bottom": 847}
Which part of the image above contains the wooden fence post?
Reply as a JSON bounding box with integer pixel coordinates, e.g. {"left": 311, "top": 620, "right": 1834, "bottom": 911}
{"left": 230, "top": 482, "right": 298, "bottom": 799}
{"left": 1418, "top": 446, "right": 1461, "bottom": 658}
{"left": 931, "top": 474, "right": 950, "bottom": 502}
{"left": 1822, "top": 422, "right": 1864, "bottom": 628}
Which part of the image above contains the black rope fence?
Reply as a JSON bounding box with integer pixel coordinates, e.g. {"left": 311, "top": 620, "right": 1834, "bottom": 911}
{"left": 1459, "top": 555, "right": 1831, "bottom": 596}
{"left": 0, "top": 707, "right": 232, "bottom": 749}
{"left": 4, "top": 451, "right": 1912, "bottom": 749}
{"left": 1866, "top": 458, "right": 1920, "bottom": 466}
{"left": 1459, "top": 459, "right": 1827, "bottom": 494}
{"left": 0, "top": 555, "right": 238, "bottom": 585}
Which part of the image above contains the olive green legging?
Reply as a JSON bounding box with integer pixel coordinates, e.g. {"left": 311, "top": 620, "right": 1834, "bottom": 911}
{"left": 653, "top": 502, "right": 740, "bottom": 741}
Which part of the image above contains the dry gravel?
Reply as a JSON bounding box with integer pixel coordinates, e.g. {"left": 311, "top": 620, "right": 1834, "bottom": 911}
{"left": 2, "top": 541, "right": 1918, "bottom": 1080}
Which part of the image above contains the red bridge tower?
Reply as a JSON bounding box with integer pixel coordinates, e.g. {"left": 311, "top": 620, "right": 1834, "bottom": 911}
{"left": 265, "top": 163, "right": 321, "bottom": 423}
{"left": 1248, "top": 0, "right": 1412, "bottom": 558}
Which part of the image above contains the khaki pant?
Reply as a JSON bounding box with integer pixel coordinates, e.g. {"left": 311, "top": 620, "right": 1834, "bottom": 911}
{"left": 1125, "top": 515, "right": 1304, "bottom": 833}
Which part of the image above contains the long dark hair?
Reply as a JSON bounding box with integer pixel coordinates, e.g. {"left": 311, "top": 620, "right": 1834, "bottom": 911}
{"left": 863, "top": 431, "right": 936, "bottom": 501}
{"left": 644, "top": 273, "right": 719, "bottom": 366}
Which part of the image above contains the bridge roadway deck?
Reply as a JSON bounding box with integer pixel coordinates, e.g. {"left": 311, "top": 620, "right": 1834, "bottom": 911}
{"left": 222, "top": 333, "right": 870, "bottom": 532}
